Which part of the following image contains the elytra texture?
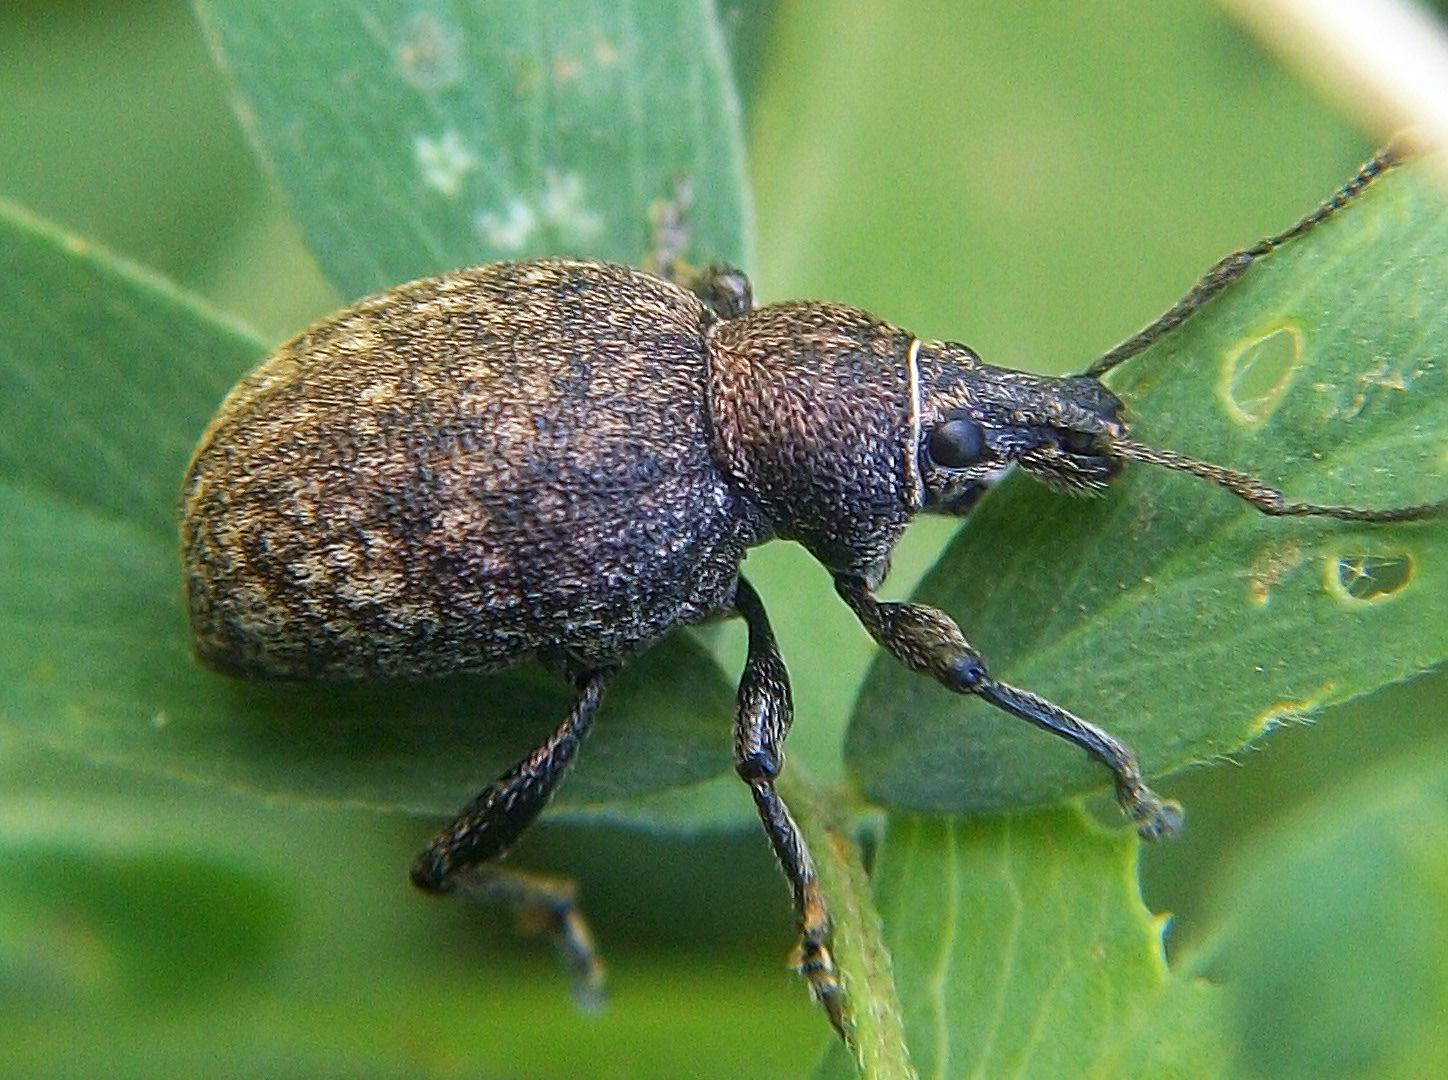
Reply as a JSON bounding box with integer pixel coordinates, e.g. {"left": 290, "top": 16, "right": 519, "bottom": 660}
{"left": 181, "top": 260, "right": 772, "bottom": 680}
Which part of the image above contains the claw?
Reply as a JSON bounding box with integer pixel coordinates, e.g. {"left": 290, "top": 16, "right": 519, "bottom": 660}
{"left": 791, "top": 935, "right": 851, "bottom": 1042}
{"left": 1117, "top": 778, "right": 1185, "bottom": 841}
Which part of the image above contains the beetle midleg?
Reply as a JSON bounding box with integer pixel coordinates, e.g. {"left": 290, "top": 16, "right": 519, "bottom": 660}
{"left": 834, "top": 575, "right": 1183, "bottom": 840}
{"left": 731, "top": 576, "right": 847, "bottom": 1038}
{"left": 410, "top": 668, "right": 614, "bottom": 1004}
{"left": 668, "top": 260, "right": 754, "bottom": 320}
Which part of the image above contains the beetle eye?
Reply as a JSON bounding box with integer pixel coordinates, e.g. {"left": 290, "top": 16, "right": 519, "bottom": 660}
{"left": 926, "top": 416, "right": 987, "bottom": 469}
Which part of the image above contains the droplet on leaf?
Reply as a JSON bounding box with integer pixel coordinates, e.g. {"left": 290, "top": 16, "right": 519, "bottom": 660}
{"left": 1331, "top": 553, "right": 1414, "bottom": 603}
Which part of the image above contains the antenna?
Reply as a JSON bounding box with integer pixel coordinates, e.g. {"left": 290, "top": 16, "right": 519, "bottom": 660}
{"left": 1085, "top": 146, "right": 1403, "bottom": 379}
{"left": 1105, "top": 435, "right": 1446, "bottom": 522}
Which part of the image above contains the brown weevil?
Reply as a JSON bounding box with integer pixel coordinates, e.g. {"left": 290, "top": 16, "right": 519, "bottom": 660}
{"left": 180, "top": 148, "right": 1443, "bottom": 1037}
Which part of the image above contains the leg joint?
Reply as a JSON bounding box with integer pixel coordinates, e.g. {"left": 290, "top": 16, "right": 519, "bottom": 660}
{"left": 409, "top": 849, "right": 454, "bottom": 894}
{"left": 944, "top": 652, "right": 987, "bottom": 690}
{"left": 736, "top": 748, "right": 781, "bottom": 783}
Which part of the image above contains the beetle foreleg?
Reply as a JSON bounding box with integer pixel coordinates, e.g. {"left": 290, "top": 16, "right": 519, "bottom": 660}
{"left": 731, "top": 576, "right": 848, "bottom": 1040}
{"left": 411, "top": 668, "right": 614, "bottom": 1006}
{"left": 834, "top": 576, "right": 1183, "bottom": 840}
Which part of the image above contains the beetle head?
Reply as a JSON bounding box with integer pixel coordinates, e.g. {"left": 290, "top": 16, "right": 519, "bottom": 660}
{"left": 912, "top": 339, "right": 1447, "bottom": 525}
{"left": 911, "top": 340, "right": 1127, "bottom": 515}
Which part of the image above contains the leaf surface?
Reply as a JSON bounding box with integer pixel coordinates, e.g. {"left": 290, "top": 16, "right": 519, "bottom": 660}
{"left": 195, "top": 0, "right": 751, "bottom": 296}
{"left": 815, "top": 810, "right": 1230, "bottom": 1079}
{"left": 1200, "top": 746, "right": 1448, "bottom": 1080}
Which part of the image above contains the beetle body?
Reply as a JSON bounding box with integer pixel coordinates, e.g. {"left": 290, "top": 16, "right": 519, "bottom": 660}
{"left": 182, "top": 259, "right": 1120, "bottom": 683}
{"left": 183, "top": 261, "right": 768, "bottom": 680}
{"left": 182, "top": 153, "right": 1438, "bottom": 1039}
{"left": 181, "top": 257, "right": 1151, "bottom": 1034}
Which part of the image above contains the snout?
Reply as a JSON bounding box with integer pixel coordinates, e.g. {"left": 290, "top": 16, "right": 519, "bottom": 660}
{"left": 1065, "top": 376, "right": 1127, "bottom": 433}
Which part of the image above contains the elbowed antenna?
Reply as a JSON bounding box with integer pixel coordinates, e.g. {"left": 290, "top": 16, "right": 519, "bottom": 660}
{"left": 1102, "top": 435, "right": 1448, "bottom": 523}
{"left": 1076, "top": 143, "right": 1442, "bottom": 525}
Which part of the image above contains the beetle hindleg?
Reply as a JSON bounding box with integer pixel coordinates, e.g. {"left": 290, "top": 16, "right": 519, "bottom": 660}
{"left": 731, "top": 576, "right": 847, "bottom": 1039}
{"left": 835, "top": 576, "right": 1183, "bottom": 840}
{"left": 433, "top": 867, "right": 603, "bottom": 1010}
{"left": 411, "top": 668, "right": 613, "bottom": 1005}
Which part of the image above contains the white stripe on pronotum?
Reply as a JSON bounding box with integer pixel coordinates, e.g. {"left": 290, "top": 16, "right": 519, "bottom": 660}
{"left": 904, "top": 336, "right": 924, "bottom": 508}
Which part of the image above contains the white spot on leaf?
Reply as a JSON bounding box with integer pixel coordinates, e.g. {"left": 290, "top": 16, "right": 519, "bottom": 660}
{"left": 539, "top": 170, "right": 603, "bottom": 240}
{"left": 472, "top": 170, "right": 604, "bottom": 252}
{"left": 475, "top": 199, "right": 539, "bottom": 251}
{"left": 414, "top": 129, "right": 477, "bottom": 197}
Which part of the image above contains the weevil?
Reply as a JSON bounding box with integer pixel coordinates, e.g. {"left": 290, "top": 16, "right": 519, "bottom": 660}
{"left": 180, "top": 148, "right": 1443, "bottom": 1038}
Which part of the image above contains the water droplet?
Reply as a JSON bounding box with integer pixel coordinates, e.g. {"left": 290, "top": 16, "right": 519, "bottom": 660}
{"left": 1331, "top": 553, "right": 1414, "bottom": 603}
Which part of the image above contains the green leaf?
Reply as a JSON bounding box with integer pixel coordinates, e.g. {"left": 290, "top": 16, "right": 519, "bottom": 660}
{"left": 827, "top": 809, "right": 1230, "bottom": 1079}
{"left": 0, "top": 763, "right": 819, "bottom": 1078}
{"left": 1199, "top": 745, "right": 1448, "bottom": 1080}
{"left": 0, "top": 201, "right": 260, "bottom": 533}
{"left": 0, "top": 202, "right": 739, "bottom": 817}
{"left": 194, "top": 0, "right": 752, "bottom": 296}
{"left": 849, "top": 158, "right": 1448, "bottom": 815}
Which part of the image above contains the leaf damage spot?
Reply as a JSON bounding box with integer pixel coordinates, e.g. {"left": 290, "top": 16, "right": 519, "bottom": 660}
{"left": 473, "top": 171, "right": 604, "bottom": 253}
{"left": 1329, "top": 552, "right": 1414, "bottom": 603}
{"left": 1247, "top": 540, "right": 1304, "bottom": 606}
{"left": 413, "top": 129, "right": 477, "bottom": 198}
{"left": 550, "top": 36, "right": 623, "bottom": 86}
{"left": 1251, "top": 683, "right": 1335, "bottom": 736}
{"left": 593, "top": 38, "right": 621, "bottom": 69}
{"left": 1324, "top": 356, "right": 1427, "bottom": 421}
{"left": 394, "top": 11, "right": 463, "bottom": 92}
{"left": 1221, "top": 324, "right": 1302, "bottom": 424}
{"left": 552, "top": 54, "right": 583, "bottom": 83}
{"left": 648, "top": 175, "right": 695, "bottom": 269}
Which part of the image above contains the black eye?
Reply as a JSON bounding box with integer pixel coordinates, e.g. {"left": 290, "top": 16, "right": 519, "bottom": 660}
{"left": 1063, "top": 430, "right": 1096, "bottom": 454}
{"left": 927, "top": 415, "right": 987, "bottom": 469}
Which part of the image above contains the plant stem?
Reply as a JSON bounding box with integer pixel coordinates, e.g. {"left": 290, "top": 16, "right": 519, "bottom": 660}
{"left": 1220, "top": 0, "right": 1448, "bottom": 191}
{"left": 781, "top": 771, "right": 918, "bottom": 1080}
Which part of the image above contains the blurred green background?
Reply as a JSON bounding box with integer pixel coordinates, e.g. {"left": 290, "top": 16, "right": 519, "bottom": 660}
{"left": 3, "top": 1, "right": 1446, "bottom": 1077}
